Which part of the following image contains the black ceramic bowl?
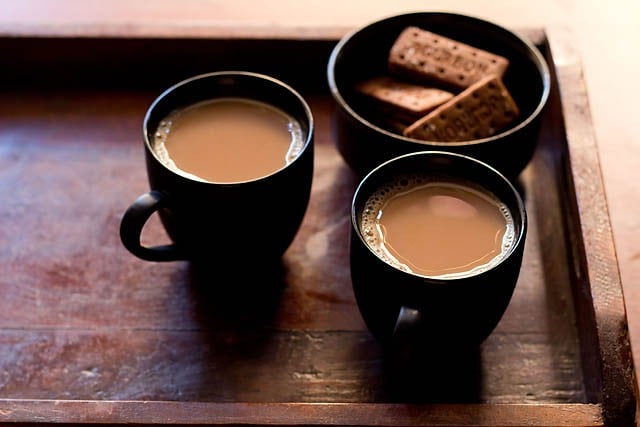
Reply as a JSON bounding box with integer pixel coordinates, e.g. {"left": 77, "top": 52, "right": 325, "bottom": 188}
{"left": 327, "top": 12, "right": 551, "bottom": 179}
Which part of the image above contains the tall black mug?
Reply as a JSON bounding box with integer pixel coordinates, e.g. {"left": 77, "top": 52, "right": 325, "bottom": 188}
{"left": 120, "top": 71, "right": 314, "bottom": 265}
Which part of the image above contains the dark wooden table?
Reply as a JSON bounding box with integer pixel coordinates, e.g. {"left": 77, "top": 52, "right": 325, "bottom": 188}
{"left": 1, "top": 2, "right": 638, "bottom": 426}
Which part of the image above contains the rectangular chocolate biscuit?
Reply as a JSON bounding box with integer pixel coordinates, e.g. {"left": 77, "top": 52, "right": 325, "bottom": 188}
{"left": 354, "top": 76, "right": 453, "bottom": 123}
{"left": 389, "top": 26, "right": 510, "bottom": 90}
{"left": 403, "top": 74, "right": 520, "bottom": 142}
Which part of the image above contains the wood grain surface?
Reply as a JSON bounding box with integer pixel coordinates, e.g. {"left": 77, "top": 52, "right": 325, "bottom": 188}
{"left": 0, "top": 2, "right": 638, "bottom": 426}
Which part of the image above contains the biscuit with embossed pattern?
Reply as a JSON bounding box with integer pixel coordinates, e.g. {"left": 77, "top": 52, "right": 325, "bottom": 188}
{"left": 403, "top": 74, "right": 519, "bottom": 142}
{"left": 389, "top": 26, "right": 510, "bottom": 90}
{"left": 355, "top": 76, "right": 453, "bottom": 123}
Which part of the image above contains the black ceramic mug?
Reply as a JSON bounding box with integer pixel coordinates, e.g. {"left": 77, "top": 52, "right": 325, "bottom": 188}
{"left": 350, "top": 151, "right": 527, "bottom": 353}
{"left": 120, "top": 71, "right": 314, "bottom": 263}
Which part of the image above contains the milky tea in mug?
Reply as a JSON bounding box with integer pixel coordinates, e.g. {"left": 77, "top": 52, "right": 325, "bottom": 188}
{"left": 120, "top": 72, "right": 314, "bottom": 263}
{"left": 360, "top": 175, "right": 516, "bottom": 278}
{"left": 152, "top": 97, "right": 305, "bottom": 183}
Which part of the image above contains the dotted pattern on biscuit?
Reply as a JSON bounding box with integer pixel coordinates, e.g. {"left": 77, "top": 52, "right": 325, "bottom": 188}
{"left": 403, "top": 75, "right": 520, "bottom": 142}
{"left": 355, "top": 76, "right": 453, "bottom": 116}
{"left": 388, "top": 26, "right": 510, "bottom": 90}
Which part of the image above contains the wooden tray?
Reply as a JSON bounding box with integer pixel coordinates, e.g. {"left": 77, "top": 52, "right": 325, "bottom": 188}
{"left": 0, "top": 26, "right": 636, "bottom": 426}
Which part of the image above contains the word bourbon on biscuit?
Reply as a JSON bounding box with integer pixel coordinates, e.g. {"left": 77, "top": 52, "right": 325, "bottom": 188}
{"left": 389, "top": 26, "right": 510, "bottom": 90}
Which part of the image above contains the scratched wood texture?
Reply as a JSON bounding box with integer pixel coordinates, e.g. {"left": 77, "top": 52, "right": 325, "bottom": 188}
{"left": 0, "top": 29, "right": 635, "bottom": 426}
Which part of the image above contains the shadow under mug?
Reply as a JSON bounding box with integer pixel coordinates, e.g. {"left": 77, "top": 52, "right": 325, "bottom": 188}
{"left": 350, "top": 151, "right": 527, "bottom": 354}
{"left": 120, "top": 71, "right": 314, "bottom": 263}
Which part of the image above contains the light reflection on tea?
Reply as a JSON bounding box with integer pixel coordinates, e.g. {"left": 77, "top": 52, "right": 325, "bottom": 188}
{"left": 360, "top": 176, "right": 515, "bottom": 278}
{"left": 153, "top": 97, "right": 304, "bottom": 183}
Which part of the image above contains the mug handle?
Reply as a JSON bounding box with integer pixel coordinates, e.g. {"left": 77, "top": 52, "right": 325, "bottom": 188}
{"left": 391, "top": 306, "right": 422, "bottom": 359}
{"left": 119, "top": 191, "right": 187, "bottom": 262}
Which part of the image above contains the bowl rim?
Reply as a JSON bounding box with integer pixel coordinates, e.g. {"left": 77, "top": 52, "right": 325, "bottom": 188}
{"left": 326, "top": 11, "right": 551, "bottom": 148}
